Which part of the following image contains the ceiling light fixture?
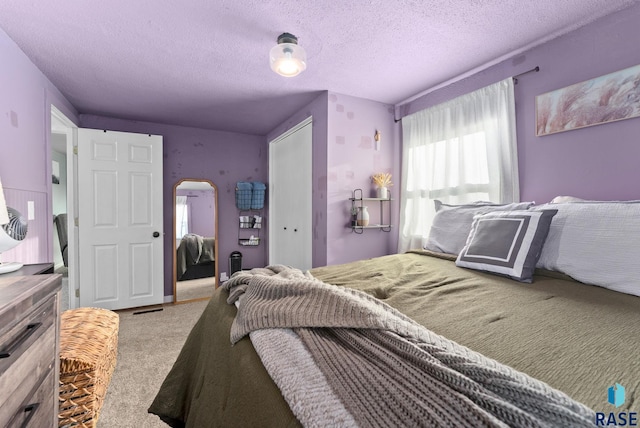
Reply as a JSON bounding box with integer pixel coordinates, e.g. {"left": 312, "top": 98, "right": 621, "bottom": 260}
{"left": 270, "top": 33, "right": 307, "bottom": 77}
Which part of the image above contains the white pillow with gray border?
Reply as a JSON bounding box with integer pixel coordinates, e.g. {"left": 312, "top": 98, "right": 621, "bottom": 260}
{"left": 455, "top": 209, "right": 557, "bottom": 283}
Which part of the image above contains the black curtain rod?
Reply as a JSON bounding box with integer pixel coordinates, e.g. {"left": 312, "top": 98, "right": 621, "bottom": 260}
{"left": 513, "top": 66, "right": 540, "bottom": 84}
{"left": 394, "top": 66, "right": 540, "bottom": 123}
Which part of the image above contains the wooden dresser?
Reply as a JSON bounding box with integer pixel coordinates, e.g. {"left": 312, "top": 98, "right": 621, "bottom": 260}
{"left": 0, "top": 274, "right": 62, "bottom": 427}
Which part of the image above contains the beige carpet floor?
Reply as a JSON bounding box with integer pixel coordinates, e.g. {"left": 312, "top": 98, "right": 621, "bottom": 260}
{"left": 98, "top": 299, "right": 209, "bottom": 427}
{"left": 176, "top": 276, "right": 215, "bottom": 302}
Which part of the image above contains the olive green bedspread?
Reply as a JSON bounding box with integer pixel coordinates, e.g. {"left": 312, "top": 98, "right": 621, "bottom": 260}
{"left": 149, "top": 250, "right": 640, "bottom": 426}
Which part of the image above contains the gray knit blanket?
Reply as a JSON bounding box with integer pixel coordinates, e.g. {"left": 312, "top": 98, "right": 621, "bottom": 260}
{"left": 223, "top": 265, "right": 595, "bottom": 428}
{"left": 181, "top": 233, "right": 204, "bottom": 263}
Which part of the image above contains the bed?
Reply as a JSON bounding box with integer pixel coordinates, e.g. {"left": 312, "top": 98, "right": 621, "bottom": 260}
{"left": 149, "top": 200, "right": 640, "bottom": 427}
{"left": 176, "top": 234, "right": 215, "bottom": 281}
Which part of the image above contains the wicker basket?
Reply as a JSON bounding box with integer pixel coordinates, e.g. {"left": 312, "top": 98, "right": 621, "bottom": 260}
{"left": 59, "top": 307, "right": 119, "bottom": 428}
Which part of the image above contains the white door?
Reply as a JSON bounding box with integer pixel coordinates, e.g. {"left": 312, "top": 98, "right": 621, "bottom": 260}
{"left": 269, "top": 118, "right": 312, "bottom": 270}
{"left": 78, "top": 129, "right": 164, "bottom": 310}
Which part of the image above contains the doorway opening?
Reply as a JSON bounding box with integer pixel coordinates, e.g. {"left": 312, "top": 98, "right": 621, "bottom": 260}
{"left": 51, "top": 105, "right": 77, "bottom": 311}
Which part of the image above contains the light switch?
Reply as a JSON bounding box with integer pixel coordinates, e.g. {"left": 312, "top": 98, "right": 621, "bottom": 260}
{"left": 27, "top": 200, "right": 35, "bottom": 220}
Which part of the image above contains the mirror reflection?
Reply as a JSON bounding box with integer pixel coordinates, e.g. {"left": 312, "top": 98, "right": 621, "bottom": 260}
{"left": 173, "top": 179, "right": 218, "bottom": 303}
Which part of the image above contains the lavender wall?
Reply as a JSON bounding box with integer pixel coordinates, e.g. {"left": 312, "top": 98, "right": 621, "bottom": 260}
{"left": 267, "top": 91, "right": 400, "bottom": 267}
{"left": 0, "top": 27, "right": 78, "bottom": 264}
{"left": 176, "top": 189, "right": 215, "bottom": 237}
{"left": 267, "top": 92, "right": 329, "bottom": 267}
{"left": 400, "top": 3, "right": 640, "bottom": 204}
{"left": 326, "top": 93, "right": 399, "bottom": 265}
{"left": 80, "top": 114, "right": 267, "bottom": 297}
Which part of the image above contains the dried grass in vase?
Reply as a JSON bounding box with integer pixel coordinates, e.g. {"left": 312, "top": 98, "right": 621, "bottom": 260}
{"left": 372, "top": 173, "right": 392, "bottom": 188}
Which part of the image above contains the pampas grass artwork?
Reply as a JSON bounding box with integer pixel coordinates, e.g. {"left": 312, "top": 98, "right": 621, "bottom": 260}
{"left": 536, "top": 63, "right": 640, "bottom": 136}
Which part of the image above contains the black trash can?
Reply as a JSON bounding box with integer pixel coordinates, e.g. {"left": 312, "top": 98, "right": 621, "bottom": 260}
{"left": 229, "top": 251, "right": 243, "bottom": 276}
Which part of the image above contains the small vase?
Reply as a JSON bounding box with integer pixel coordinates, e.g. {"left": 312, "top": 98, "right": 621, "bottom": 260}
{"left": 377, "top": 186, "right": 388, "bottom": 199}
{"left": 356, "top": 206, "right": 369, "bottom": 226}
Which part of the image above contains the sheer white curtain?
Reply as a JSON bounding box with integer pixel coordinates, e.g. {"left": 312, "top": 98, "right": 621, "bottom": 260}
{"left": 176, "top": 196, "right": 189, "bottom": 241}
{"left": 398, "top": 78, "right": 519, "bottom": 252}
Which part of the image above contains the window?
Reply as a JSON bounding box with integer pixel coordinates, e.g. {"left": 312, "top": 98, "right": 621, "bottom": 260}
{"left": 398, "top": 78, "right": 520, "bottom": 252}
{"left": 176, "top": 196, "right": 189, "bottom": 239}
{"left": 408, "top": 131, "right": 491, "bottom": 201}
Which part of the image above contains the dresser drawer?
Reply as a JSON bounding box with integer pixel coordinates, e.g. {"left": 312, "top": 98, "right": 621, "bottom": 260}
{"left": 5, "top": 369, "right": 56, "bottom": 428}
{"left": 0, "top": 295, "right": 57, "bottom": 426}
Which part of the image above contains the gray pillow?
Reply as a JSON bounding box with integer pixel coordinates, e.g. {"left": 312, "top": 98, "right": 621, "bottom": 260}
{"left": 425, "top": 201, "right": 535, "bottom": 255}
{"left": 455, "top": 209, "right": 558, "bottom": 283}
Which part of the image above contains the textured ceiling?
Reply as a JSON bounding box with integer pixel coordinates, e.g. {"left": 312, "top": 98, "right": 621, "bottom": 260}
{"left": 0, "top": 0, "right": 636, "bottom": 135}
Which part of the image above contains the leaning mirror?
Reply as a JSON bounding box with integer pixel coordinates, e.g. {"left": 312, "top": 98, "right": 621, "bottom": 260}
{"left": 173, "top": 179, "right": 218, "bottom": 303}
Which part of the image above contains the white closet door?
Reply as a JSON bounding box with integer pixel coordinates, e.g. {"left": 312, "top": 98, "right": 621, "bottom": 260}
{"left": 269, "top": 119, "right": 312, "bottom": 270}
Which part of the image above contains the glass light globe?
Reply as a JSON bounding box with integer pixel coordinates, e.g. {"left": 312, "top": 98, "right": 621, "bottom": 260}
{"left": 270, "top": 38, "right": 307, "bottom": 77}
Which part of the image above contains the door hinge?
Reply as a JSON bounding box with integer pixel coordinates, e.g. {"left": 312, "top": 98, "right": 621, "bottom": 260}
{"left": 75, "top": 289, "right": 80, "bottom": 298}
{"left": 73, "top": 146, "right": 78, "bottom": 155}
{"left": 74, "top": 217, "right": 79, "bottom": 227}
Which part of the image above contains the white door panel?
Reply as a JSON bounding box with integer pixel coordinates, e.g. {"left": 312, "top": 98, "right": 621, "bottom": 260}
{"left": 93, "top": 244, "right": 118, "bottom": 301}
{"left": 269, "top": 119, "right": 312, "bottom": 270}
{"left": 78, "top": 129, "right": 163, "bottom": 310}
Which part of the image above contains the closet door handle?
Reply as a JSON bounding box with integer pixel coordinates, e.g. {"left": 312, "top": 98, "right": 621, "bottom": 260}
{"left": 0, "top": 322, "right": 42, "bottom": 359}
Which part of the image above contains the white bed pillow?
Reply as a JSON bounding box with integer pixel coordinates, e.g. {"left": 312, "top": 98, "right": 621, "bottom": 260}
{"left": 550, "top": 195, "right": 586, "bottom": 203}
{"left": 533, "top": 201, "right": 640, "bottom": 297}
{"left": 425, "top": 201, "right": 535, "bottom": 255}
